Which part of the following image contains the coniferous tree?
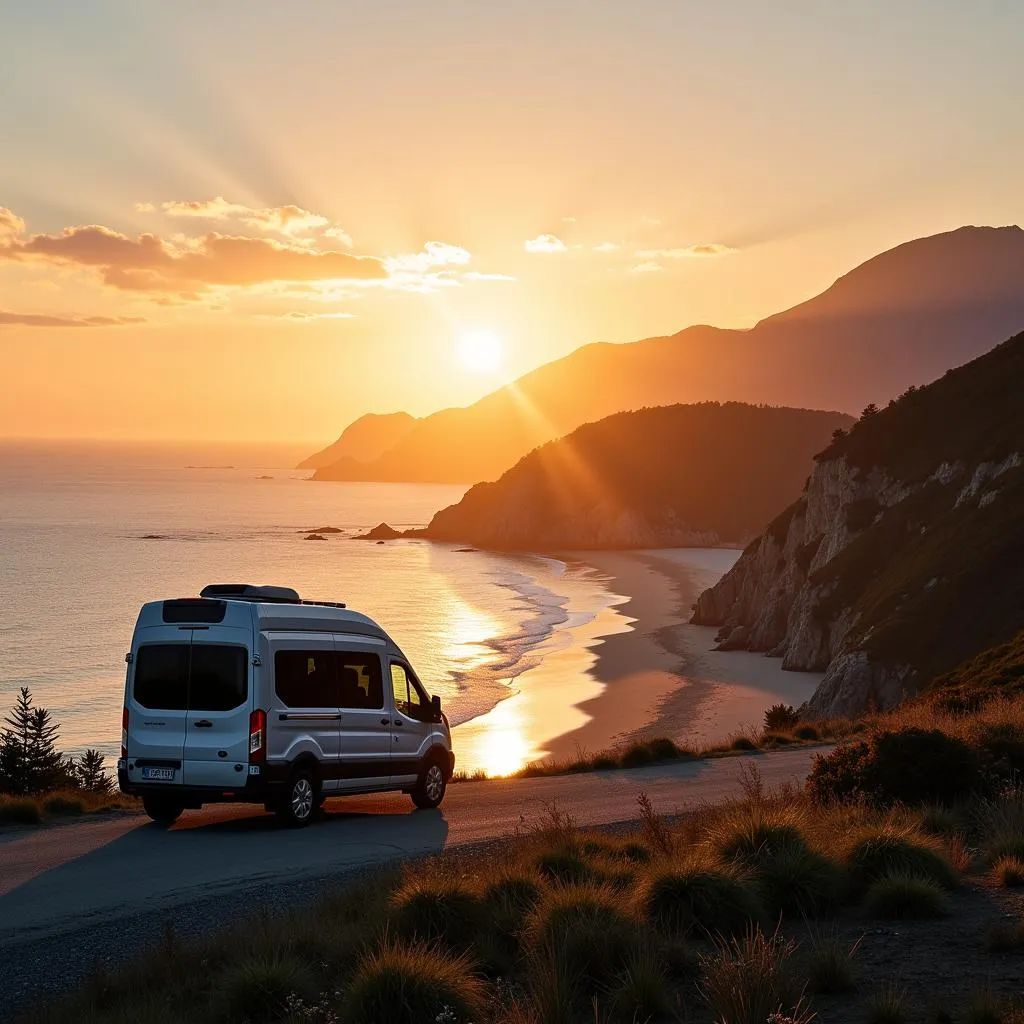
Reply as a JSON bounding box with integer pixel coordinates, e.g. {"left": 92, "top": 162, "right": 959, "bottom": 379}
{"left": 0, "top": 687, "right": 67, "bottom": 794}
{"left": 74, "top": 749, "right": 112, "bottom": 794}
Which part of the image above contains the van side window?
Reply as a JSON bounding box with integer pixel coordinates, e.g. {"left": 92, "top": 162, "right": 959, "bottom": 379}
{"left": 134, "top": 644, "right": 189, "bottom": 710}
{"left": 275, "top": 650, "right": 338, "bottom": 708}
{"left": 390, "top": 663, "right": 427, "bottom": 720}
{"left": 337, "top": 653, "right": 384, "bottom": 710}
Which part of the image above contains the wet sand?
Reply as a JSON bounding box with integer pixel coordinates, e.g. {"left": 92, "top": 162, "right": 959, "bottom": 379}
{"left": 453, "top": 547, "right": 823, "bottom": 775}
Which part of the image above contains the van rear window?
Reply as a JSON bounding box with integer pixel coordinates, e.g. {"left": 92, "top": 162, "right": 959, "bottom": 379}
{"left": 134, "top": 644, "right": 189, "bottom": 710}
{"left": 133, "top": 643, "right": 247, "bottom": 711}
{"left": 189, "top": 645, "right": 248, "bottom": 711}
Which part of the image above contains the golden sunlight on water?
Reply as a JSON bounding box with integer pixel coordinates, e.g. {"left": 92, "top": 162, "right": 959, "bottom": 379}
{"left": 438, "top": 594, "right": 504, "bottom": 675}
{"left": 455, "top": 698, "right": 531, "bottom": 778}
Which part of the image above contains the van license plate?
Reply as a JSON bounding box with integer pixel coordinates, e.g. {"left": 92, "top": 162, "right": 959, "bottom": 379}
{"left": 141, "top": 767, "right": 175, "bottom": 781}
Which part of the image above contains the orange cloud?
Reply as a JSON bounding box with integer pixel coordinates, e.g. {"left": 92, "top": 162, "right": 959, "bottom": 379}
{"left": 0, "top": 310, "right": 147, "bottom": 328}
{"left": 142, "top": 196, "right": 342, "bottom": 239}
{"left": 635, "top": 243, "right": 735, "bottom": 258}
{"left": 0, "top": 220, "right": 387, "bottom": 296}
{"left": 0, "top": 208, "right": 25, "bottom": 236}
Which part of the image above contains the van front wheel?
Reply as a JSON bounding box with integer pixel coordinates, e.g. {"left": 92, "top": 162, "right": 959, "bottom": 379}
{"left": 276, "top": 770, "right": 318, "bottom": 827}
{"left": 142, "top": 795, "right": 184, "bottom": 825}
{"left": 411, "top": 759, "right": 447, "bottom": 810}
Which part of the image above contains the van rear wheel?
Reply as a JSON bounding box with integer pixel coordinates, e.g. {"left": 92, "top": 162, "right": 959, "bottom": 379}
{"left": 411, "top": 758, "right": 447, "bottom": 810}
{"left": 275, "top": 769, "right": 318, "bottom": 827}
{"left": 142, "top": 795, "right": 184, "bottom": 825}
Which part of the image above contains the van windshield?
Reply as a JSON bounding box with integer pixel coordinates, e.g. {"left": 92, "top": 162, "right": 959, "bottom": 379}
{"left": 134, "top": 643, "right": 247, "bottom": 711}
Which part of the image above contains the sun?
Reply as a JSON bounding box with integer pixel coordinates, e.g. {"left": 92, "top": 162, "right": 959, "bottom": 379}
{"left": 456, "top": 328, "right": 503, "bottom": 373}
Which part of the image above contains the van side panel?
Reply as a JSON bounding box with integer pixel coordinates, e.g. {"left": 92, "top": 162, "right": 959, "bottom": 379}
{"left": 334, "top": 636, "right": 392, "bottom": 789}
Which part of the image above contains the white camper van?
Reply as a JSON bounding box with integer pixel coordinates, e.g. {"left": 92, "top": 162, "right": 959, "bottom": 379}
{"left": 117, "top": 584, "right": 455, "bottom": 826}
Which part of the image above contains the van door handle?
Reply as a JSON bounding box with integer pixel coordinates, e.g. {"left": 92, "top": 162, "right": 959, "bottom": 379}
{"left": 380, "top": 718, "right": 390, "bottom": 726}
{"left": 393, "top": 720, "right": 403, "bottom": 727}
{"left": 194, "top": 720, "right": 213, "bottom": 728}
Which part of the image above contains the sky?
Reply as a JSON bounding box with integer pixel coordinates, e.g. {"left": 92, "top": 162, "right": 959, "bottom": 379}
{"left": 1, "top": 0, "right": 1022, "bottom": 444}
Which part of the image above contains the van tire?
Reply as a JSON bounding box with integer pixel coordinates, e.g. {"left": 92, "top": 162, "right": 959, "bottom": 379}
{"left": 142, "top": 795, "right": 184, "bottom": 825}
{"left": 411, "top": 756, "right": 447, "bottom": 810}
{"left": 275, "top": 769, "right": 319, "bottom": 827}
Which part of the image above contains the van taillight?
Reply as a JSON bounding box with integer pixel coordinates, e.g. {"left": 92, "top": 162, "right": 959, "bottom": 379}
{"left": 249, "top": 709, "right": 266, "bottom": 763}
{"left": 121, "top": 707, "right": 129, "bottom": 759}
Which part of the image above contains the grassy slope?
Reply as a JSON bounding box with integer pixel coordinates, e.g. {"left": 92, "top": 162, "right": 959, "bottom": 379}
{"left": 424, "top": 402, "right": 851, "bottom": 547}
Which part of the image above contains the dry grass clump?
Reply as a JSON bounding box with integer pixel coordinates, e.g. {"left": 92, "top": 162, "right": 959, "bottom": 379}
{"left": 992, "top": 855, "right": 1024, "bottom": 887}
{"left": 390, "top": 874, "right": 485, "bottom": 950}
{"left": 804, "top": 925, "right": 861, "bottom": 994}
{"left": 0, "top": 795, "right": 41, "bottom": 824}
{"left": 862, "top": 872, "right": 951, "bottom": 919}
{"left": 210, "top": 950, "right": 317, "bottom": 1022}
{"left": 865, "top": 981, "right": 909, "bottom": 1023}
{"left": 343, "top": 936, "right": 486, "bottom": 1024}
{"left": 698, "top": 928, "right": 812, "bottom": 1024}
{"left": 843, "top": 825, "right": 962, "bottom": 891}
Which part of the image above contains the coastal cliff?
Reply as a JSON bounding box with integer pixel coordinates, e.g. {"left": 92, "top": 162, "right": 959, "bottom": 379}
{"left": 692, "top": 332, "right": 1024, "bottom": 717}
{"left": 420, "top": 402, "right": 851, "bottom": 550}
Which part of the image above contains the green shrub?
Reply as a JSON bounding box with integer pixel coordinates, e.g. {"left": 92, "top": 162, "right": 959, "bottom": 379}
{"left": 483, "top": 871, "right": 543, "bottom": 914}
{"left": 862, "top": 872, "right": 950, "bottom": 918}
{"left": 714, "top": 816, "right": 808, "bottom": 866}
{"left": 526, "top": 884, "right": 639, "bottom": 999}
{"left": 794, "top": 724, "right": 820, "bottom": 741}
{"left": 43, "top": 794, "right": 85, "bottom": 816}
{"left": 620, "top": 742, "right": 656, "bottom": 769}
{"left": 344, "top": 938, "right": 485, "bottom": 1024}
{"left": 731, "top": 735, "right": 758, "bottom": 751}
{"left": 763, "top": 732, "right": 795, "bottom": 747}
{"left": 808, "top": 729, "right": 983, "bottom": 807}
{"left": 845, "top": 829, "right": 961, "bottom": 891}
{"left": 698, "top": 929, "right": 811, "bottom": 1024}
{"left": 764, "top": 704, "right": 799, "bottom": 732}
{"left": 648, "top": 737, "right": 686, "bottom": 761}
{"left": 993, "top": 855, "right": 1024, "bottom": 887}
{"left": 639, "top": 863, "right": 765, "bottom": 937}
{"left": 212, "top": 951, "right": 316, "bottom": 1022}
{"left": 390, "top": 877, "right": 484, "bottom": 949}
{"left": 0, "top": 796, "right": 41, "bottom": 824}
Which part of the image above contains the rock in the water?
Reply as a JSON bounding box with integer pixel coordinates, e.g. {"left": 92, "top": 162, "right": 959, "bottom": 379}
{"left": 311, "top": 525, "right": 344, "bottom": 534}
{"left": 356, "top": 522, "right": 403, "bottom": 541}
{"left": 715, "top": 625, "right": 749, "bottom": 651}
{"left": 304, "top": 533, "right": 327, "bottom": 541}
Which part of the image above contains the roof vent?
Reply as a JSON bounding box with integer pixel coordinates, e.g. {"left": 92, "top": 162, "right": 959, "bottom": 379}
{"left": 200, "top": 584, "right": 301, "bottom": 604}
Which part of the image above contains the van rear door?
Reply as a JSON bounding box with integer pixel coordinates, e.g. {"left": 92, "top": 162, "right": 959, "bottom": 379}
{"left": 182, "top": 629, "right": 252, "bottom": 788}
{"left": 127, "top": 628, "right": 190, "bottom": 784}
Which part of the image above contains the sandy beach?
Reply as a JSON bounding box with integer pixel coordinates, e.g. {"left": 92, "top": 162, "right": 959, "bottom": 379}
{"left": 453, "top": 547, "right": 824, "bottom": 775}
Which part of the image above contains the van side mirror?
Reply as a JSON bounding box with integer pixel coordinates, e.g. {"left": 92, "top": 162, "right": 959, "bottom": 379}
{"left": 431, "top": 694, "right": 442, "bottom": 721}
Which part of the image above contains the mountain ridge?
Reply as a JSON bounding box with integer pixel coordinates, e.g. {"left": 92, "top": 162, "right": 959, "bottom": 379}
{"left": 309, "top": 225, "right": 1024, "bottom": 484}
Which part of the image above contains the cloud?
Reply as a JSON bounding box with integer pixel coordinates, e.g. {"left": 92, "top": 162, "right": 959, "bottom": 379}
{"left": 635, "top": 243, "right": 735, "bottom": 258}
{"left": 462, "top": 271, "right": 516, "bottom": 282}
{"left": 524, "top": 234, "right": 567, "bottom": 254}
{"left": 593, "top": 242, "right": 620, "bottom": 253}
{"left": 259, "top": 311, "right": 357, "bottom": 321}
{"left": 0, "top": 222, "right": 387, "bottom": 296}
{"left": 0, "top": 309, "right": 147, "bottom": 328}
{"left": 141, "top": 196, "right": 348, "bottom": 240}
{"left": 629, "top": 261, "right": 663, "bottom": 274}
{"left": 0, "top": 208, "right": 25, "bottom": 237}
{"left": 386, "top": 240, "right": 471, "bottom": 273}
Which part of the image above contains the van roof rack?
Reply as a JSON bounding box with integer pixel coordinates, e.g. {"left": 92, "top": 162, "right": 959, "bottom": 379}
{"left": 198, "top": 584, "right": 346, "bottom": 609}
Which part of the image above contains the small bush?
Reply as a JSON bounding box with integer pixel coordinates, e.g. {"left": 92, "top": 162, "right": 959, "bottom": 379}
{"left": 212, "top": 951, "right": 316, "bottom": 1022}
{"left": 794, "top": 724, "right": 820, "bottom": 741}
{"left": 806, "top": 741, "right": 873, "bottom": 804}
{"left": 731, "top": 735, "right": 758, "bottom": 751}
{"left": 0, "top": 796, "right": 41, "bottom": 824}
{"left": 714, "top": 813, "right": 808, "bottom": 866}
{"left": 390, "top": 877, "right": 484, "bottom": 949}
{"left": 483, "top": 870, "right": 543, "bottom": 914}
{"left": 921, "top": 804, "right": 961, "bottom": 836}
{"left": 620, "top": 742, "right": 656, "bottom": 769}
{"left": 639, "top": 863, "right": 765, "bottom": 937}
{"left": 755, "top": 844, "right": 848, "bottom": 917}
{"left": 984, "top": 916, "right": 1024, "bottom": 952}
{"left": 845, "top": 828, "right": 961, "bottom": 891}
{"left": 764, "top": 704, "right": 799, "bottom": 732}
{"left": 805, "top": 927, "right": 859, "bottom": 994}
{"left": 993, "top": 855, "right": 1024, "bottom": 887}
{"left": 591, "top": 755, "right": 617, "bottom": 771}
{"left": 526, "top": 884, "right": 639, "bottom": 998}
{"left": 344, "top": 937, "right": 485, "bottom": 1024}
{"left": 866, "top": 982, "right": 909, "bottom": 1024}
{"left": 609, "top": 944, "right": 671, "bottom": 1023}
{"left": 534, "top": 848, "right": 594, "bottom": 886}
{"left": 862, "top": 872, "right": 950, "bottom": 919}
{"left": 698, "top": 928, "right": 811, "bottom": 1024}
{"left": 43, "top": 794, "right": 85, "bottom": 816}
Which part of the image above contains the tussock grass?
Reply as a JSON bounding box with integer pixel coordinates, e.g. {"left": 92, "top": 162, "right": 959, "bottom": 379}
{"left": 0, "top": 795, "right": 41, "bottom": 824}
{"left": 638, "top": 860, "right": 765, "bottom": 937}
{"left": 390, "top": 875, "right": 484, "bottom": 949}
{"left": 211, "top": 950, "right": 316, "bottom": 1022}
{"left": 844, "top": 826, "right": 961, "bottom": 891}
{"left": 862, "top": 872, "right": 950, "bottom": 919}
{"left": 608, "top": 943, "right": 672, "bottom": 1023}
{"left": 992, "top": 855, "right": 1024, "bottom": 887}
{"left": 866, "top": 981, "right": 909, "bottom": 1024}
{"left": 0, "top": 788, "right": 136, "bottom": 825}
{"left": 804, "top": 925, "right": 861, "bottom": 994}
{"left": 344, "top": 936, "right": 486, "bottom": 1024}
{"left": 698, "top": 928, "right": 811, "bottom": 1024}
{"left": 42, "top": 794, "right": 85, "bottom": 816}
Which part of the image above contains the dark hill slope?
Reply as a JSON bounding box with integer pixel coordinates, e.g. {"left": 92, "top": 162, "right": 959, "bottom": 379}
{"left": 419, "top": 403, "right": 852, "bottom": 549}
{"left": 313, "top": 226, "right": 1024, "bottom": 483}
{"left": 692, "top": 331, "right": 1024, "bottom": 717}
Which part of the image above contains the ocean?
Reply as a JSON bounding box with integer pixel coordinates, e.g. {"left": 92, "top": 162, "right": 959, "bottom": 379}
{"left": 0, "top": 440, "right": 628, "bottom": 775}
